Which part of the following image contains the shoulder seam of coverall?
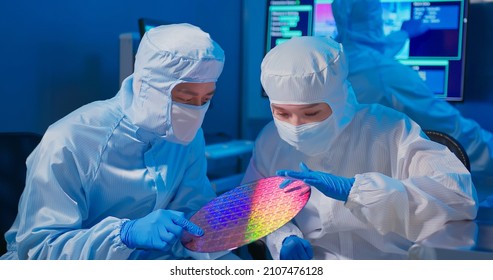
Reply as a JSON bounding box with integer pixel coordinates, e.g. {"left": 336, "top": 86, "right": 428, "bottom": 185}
{"left": 88, "top": 115, "right": 126, "bottom": 187}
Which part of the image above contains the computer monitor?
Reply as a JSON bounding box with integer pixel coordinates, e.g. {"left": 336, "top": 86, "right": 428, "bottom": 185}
{"left": 264, "top": 0, "right": 469, "bottom": 101}
{"left": 265, "top": 0, "right": 315, "bottom": 51}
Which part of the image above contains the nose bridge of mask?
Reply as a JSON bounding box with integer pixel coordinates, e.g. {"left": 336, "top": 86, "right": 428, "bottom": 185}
{"left": 286, "top": 119, "right": 320, "bottom": 133}
{"left": 274, "top": 117, "right": 325, "bottom": 143}
{"left": 171, "top": 101, "right": 210, "bottom": 142}
{"left": 274, "top": 115, "right": 335, "bottom": 156}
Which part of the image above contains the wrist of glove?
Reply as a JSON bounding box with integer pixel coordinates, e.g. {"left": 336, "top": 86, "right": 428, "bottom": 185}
{"left": 120, "top": 219, "right": 138, "bottom": 249}
{"left": 280, "top": 235, "right": 313, "bottom": 260}
{"left": 277, "top": 162, "right": 355, "bottom": 202}
{"left": 120, "top": 209, "right": 203, "bottom": 252}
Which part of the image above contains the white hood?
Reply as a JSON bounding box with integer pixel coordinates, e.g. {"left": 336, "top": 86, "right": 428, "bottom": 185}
{"left": 260, "top": 36, "right": 358, "bottom": 148}
{"left": 123, "top": 23, "right": 225, "bottom": 136}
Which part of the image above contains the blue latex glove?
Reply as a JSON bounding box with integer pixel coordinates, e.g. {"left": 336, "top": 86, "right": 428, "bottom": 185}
{"left": 277, "top": 162, "right": 355, "bottom": 202}
{"left": 120, "top": 209, "right": 204, "bottom": 251}
{"left": 280, "top": 235, "right": 313, "bottom": 260}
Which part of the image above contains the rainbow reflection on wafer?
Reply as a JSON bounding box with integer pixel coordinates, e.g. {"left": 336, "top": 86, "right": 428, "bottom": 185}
{"left": 181, "top": 176, "right": 311, "bottom": 252}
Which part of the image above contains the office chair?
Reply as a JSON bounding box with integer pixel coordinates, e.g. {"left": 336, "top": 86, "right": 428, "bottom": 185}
{"left": 0, "top": 132, "right": 42, "bottom": 256}
{"left": 424, "top": 130, "right": 470, "bottom": 171}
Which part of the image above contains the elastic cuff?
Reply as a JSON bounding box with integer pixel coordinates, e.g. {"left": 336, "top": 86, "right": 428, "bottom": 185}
{"left": 265, "top": 223, "right": 303, "bottom": 260}
{"left": 117, "top": 219, "right": 132, "bottom": 249}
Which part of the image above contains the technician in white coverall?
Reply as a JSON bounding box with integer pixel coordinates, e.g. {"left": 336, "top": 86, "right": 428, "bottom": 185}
{"left": 1, "top": 23, "right": 233, "bottom": 260}
{"left": 242, "top": 36, "right": 478, "bottom": 260}
{"left": 332, "top": 0, "right": 493, "bottom": 190}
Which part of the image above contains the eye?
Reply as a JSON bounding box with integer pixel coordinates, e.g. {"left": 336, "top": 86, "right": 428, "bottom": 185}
{"left": 305, "top": 111, "right": 320, "bottom": 117}
{"left": 275, "top": 111, "right": 288, "bottom": 117}
{"left": 177, "top": 98, "right": 193, "bottom": 104}
{"left": 173, "top": 95, "right": 191, "bottom": 103}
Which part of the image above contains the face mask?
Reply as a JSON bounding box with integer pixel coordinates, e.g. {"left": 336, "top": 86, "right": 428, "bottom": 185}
{"left": 168, "top": 101, "right": 210, "bottom": 145}
{"left": 273, "top": 116, "right": 334, "bottom": 156}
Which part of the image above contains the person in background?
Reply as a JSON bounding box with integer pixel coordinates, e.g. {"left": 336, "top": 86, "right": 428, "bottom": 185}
{"left": 331, "top": 0, "right": 493, "bottom": 194}
{"left": 1, "top": 23, "right": 234, "bottom": 260}
{"left": 242, "top": 35, "right": 477, "bottom": 260}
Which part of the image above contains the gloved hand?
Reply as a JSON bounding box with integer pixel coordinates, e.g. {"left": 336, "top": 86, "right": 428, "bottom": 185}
{"left": 401, "top": 19, "right": 429, "bottom": 38}
{"left": 280, "top": 235, "right": 313, "bottom": 260}
{"left": 277, "top": 162, "right": 355, "bottom": 202}
{"left": 120, "top": 209, "right": 203, "bottom": 252}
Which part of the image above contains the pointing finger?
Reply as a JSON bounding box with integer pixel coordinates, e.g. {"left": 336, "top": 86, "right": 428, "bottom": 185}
{"left": 172, "top": 216, "right": 204, "bottom": 237}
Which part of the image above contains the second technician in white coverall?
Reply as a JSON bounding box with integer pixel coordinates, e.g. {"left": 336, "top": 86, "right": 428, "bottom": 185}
{"left": 242, "top": 36, "right": 478, "bottom": 260}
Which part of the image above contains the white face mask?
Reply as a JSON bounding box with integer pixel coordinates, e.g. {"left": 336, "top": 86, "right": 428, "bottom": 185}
{"left": 168, "top": 101, "right": 210, "bottom": 145}
{"left": 273, "top": 116, "right": 334, "bottom": 156}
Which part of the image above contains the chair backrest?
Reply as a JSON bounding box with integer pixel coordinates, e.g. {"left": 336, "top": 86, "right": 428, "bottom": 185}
{"left": 0, "top": 132, "right": 42, "bottom": 255}
{"left": 424, "top": 130, "right": 470, "bottom": 171}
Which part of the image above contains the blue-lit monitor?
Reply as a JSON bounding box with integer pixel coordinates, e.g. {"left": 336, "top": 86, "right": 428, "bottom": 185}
{"left": 265, "top": 0, "right": 315, "bottom": 51}
{"left": 265, "top": 0, "right": 468, "bottom": 101}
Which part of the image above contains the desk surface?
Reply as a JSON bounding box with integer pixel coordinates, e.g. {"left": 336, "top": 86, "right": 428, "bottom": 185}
{"left": 205, "top": 140, "right": 254, "bottom": 160}
{"left": 408, "top": 206, "right": 493, "bottom": 259}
